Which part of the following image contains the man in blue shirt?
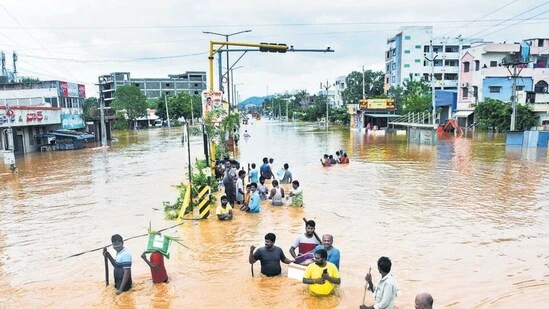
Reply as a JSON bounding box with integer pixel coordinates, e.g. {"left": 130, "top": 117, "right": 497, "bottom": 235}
{"left": 249, "top": 163, "right": 259, "bottom": 184}
{"left": 313, "top": 234, "right": 340, "bottom": 269}
{"left": 103, "top": 234, "right": 132, "bottom": 294}
{"left": 259, "top": 157, "right": 272, "bottom": 179}
{"left": 247, "top": 182, "right": 261, "bottom": 213}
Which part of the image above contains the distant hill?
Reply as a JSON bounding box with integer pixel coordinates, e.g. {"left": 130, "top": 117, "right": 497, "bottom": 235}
{"left": 239, "top": 96, "right": 273, "bottom": 108}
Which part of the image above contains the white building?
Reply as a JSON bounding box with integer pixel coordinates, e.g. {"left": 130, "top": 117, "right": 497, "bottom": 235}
{"left": 385, "top": 26, "right": 481, "bottom": 92}
{"left": 334, "top": 75, "right": 347, "bottom": 107}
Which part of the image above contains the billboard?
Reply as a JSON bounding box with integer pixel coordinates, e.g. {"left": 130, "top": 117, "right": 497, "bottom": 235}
{"left": 0, "top": 107, "right": 62, "bottom": 127}
{"left": 59, "top": 81, "right": 86, "bottom": 98}
{"left": 61, "top": 114, "right": 85, "bottom": 130}
{"left": 359, "top": 99, "right": 395, "bottom": 110}
{"left": 201, "top": 90, "right": 225, "bottom": 117}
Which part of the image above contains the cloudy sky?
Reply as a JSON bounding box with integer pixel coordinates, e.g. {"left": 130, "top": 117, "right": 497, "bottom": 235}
{"left": 0, "top": 0, "right": 547, "bottom": 100}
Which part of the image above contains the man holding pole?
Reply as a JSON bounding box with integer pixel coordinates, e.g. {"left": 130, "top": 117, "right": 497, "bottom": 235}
{"left": 103, "top": 234, "right": 132, "bottom": 295}
{"left": 360, "top": 256, "right": 398, "bottom": 309}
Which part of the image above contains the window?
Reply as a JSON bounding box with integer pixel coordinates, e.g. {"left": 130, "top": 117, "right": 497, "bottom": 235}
{"left": 463, "top": 62, "right": 470, "bottom": 72}
{"left": 392, "top": 63, "right": 396, "bottom": 70}
{"left": 490, "top": 61, "right": 498, "bottom": 67}
{"left": 424, "top": 61, "right": 428, "bottom": 67}
{"left": 434, "top": 60, "right": 443, "bottom": 67}
{"left": 475, "top": 60, "right": 480, "bottom": 71}
{"left": 165, "top": 83, "right": 171, "bottom": 87}
{"left": 404, "top": 50, "right": 410, "bottom": 54}
{"left": 414, "top": 73, "right": 420, "bottom": 76}
{"left": 538, "top": 39, "right": 544, "bottom": 47}
{"left": 415, "top": 45, "right": 421, "bottom": 49}
{"left": 445, "top": 73, "right": 458, "bottom": 80}
{"left": 489, "top": 86, "right": 501, "bottom": 93}
{"left": 404, "top": 35, "right": 411, "bottom": 40}
{"left": 403, "top": 64, "right": 410, "bottom": 68}
{"left": 415, "top": 59, "right": 421, "bottom": 63}
{"left": 445, "top": 45, "right": 459, "bottom": 53}
{"left": 516, "top": 86, "right": 524, "bottom": 91}
{"left": 434, "top": 73, "right": 443, "bottom": 80}
{"left": 424, "top": 46, "right": 430, "bottom": 53}
{"left": 462, "top": 87, "right": 468, "bottom": 98}
{"left": 473, "top": 86, "right": 478, "bottom": 99}
{"left": 445, "top": 60, "right": 459, "bottom": 66}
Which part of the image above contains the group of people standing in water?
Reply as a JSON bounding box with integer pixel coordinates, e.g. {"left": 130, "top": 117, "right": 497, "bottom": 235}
{"left": 321, "top": 150, "right": 350, "bottom": 167}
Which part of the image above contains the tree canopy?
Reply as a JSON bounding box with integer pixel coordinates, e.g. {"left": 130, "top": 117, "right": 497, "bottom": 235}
{"left": 155, "top": 92, "right": 201, "bottom": 121}
{"left": 475, "top": 98, "right": 536, "bottom": 132}
{"left": 111, "top": 85, "right": 148, "bottom": 122}
{"left": 341, "top": 70, "right": 385, "bottom": 105}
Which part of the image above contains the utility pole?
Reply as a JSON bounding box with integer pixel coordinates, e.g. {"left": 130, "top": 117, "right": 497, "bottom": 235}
{"left": 190, "top": 96, "right": 194, "bottom": 125}
{"left": 164, "top": 95, "right": 171, "bottom": 129}
{"left": 504, "top": 61, "right": 526, "bottom": 131}
{"left": 424, "top": 40, "right": 438, "bottom": 127}
{"left": 321, "top": 80, "right": 332, "bottom": 128}
{"left": 98, "top": 76, "right": 108, "bottom": 147}
{"left": 362, "top": 65, "right": 366, "bottom": 99}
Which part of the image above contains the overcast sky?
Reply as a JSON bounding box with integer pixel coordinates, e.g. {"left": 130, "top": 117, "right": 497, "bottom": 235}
{"left": 0, "top": 0, "right": 547, "bottom": 100}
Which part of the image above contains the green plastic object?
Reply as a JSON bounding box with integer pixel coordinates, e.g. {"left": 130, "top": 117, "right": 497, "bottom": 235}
{"left": 145, "top": 233, "right": 172, "bottom": 259}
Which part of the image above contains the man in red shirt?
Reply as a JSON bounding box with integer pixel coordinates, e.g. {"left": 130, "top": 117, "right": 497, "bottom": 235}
{"left": 141, "top": 251, "right": 169, "bottom": 283}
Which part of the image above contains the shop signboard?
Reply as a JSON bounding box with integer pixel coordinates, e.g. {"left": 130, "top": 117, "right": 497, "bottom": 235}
{"left": 359, "top": 99, "right": 395, "bottom": 110}
{"left": 59, "top": 81, "right": 86, "bottom": 98}
{"left": 61, "top": 114, "right": 85, "bottom": 129}
{"left": 0, "top": 107, "right": 62, "bottom": 127}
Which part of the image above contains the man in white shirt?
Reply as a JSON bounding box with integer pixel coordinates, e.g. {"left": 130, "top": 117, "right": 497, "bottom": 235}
{"left": 360, "top": 256, "right": 398, "bottom": 309}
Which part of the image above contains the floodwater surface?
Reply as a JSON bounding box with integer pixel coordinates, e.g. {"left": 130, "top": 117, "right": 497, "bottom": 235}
{"left": 1, "top": 120, "right": 548, "bottom": 308}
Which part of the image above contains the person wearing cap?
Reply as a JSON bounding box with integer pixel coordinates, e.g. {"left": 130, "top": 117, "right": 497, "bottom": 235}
{"left": 216, "top": 195, "right": 233, "bottom": 220}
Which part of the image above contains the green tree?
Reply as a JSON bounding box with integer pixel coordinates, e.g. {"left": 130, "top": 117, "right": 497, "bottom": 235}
{"left": 111, "top": 85, "right": 148, "bottom": 129}
{"left": 388, "top": 85, "right": 405, "bottom": 112}
{"left": 156, "top": 92, "right": 201, "bottom": 122}
{"left": 342, "top": 70, "right": 384, "bottom": 105}
{"left": 20, "top": 77, "right": 40, "bottom": 84}
{"left": 83, "top": 97, "right": 98, "bottom": 120}
{"left": 475, "top": 98, "right": 535, "bottom": 132}
{"left": 402, "top": 78, "right": 431, "bottom": 113}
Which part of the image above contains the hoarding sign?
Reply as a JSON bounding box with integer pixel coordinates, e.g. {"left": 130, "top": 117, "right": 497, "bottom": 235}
{"left": 201, "top": 90, "right": 224, "bottom": 117}
{"left": 0, "top": 108, "right": 62, "bottom": 127}
{"left": 59, "top": 81, "right": 84, "bottom": 97}
{"left": 61, "top": 114, "right": 85, "bottom": 130}
{"left": 359, "top": 99, "right": 395, "bottom": 110}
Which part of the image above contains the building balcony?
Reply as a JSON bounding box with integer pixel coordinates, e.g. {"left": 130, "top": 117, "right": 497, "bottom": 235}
{"left": 434, "top": 80, "right": 458, "bottom": 88}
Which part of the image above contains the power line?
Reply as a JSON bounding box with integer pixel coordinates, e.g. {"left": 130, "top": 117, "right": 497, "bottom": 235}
{"left": 19, "top": 52, "right": 208, "bottom": 63}
{"left": 481, "top": 9, "right": 549, "bottom": 37}
{"left": 0, "top": 3, "right": 79, "bottom": 81}
{"left": 0, "top": 17, "right": 548, "bottom": 30}
{"left": 467, "top": 1, "right": 549, "bottom": 38}
{"left": 439, "top": 0, "right": 522, "bottom": 37}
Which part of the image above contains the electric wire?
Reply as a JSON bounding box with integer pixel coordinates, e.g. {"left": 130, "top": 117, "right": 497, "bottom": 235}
{"left": 481, "top": 9, "right": 549, "bottom": 37}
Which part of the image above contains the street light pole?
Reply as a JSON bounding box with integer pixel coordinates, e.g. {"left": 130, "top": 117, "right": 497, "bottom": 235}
{"left": 98, "top": 76, "right": 108, "bottom": 146}
{"left": 321, "top": 80, "right": 332, "bottom": 129}
{"left": 164, "top": 95, "right": 171, "bottom": 129}
{"left": 362, "top": 65, "right": 366, "bottom": 100}
{"left": 202, "top": 30, "right": 251, "bottom": 114}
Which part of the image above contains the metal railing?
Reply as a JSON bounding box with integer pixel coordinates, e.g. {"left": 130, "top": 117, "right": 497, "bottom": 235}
{"left": 389, "top": 112, "right": 433, "bottom": 125}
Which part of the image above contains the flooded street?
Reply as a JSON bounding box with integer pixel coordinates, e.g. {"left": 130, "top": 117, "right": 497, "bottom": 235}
{"left": 1, "top": 120, "right": 549, "bottom": 308}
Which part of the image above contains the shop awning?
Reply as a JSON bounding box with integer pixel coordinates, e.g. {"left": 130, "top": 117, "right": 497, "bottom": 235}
{"left": 364, "top": 114, "right": 401, "bottom": 118}
{"left": 454, "top": 110, "right": 474, "bottom": 118}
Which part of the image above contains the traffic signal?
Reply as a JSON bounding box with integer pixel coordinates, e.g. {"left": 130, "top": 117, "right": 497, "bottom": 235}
{"left": 259, "top": 43, "right": 288, "bottom": 53}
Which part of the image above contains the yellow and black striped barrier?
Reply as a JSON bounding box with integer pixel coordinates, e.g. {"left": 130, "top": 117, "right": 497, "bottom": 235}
{"left": 195, "top": 185, "right": 212, "bottom": 219}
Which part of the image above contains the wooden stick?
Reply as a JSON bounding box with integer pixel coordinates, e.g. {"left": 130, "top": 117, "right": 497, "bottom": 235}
{"left": 362, "top": 267, "right": 371, "bottom": 305}
{"left": 302, "top": 217, "right": 322, "bottom": 243}
{"left": 104, "top": 254, "right": 109, "bottom": 286}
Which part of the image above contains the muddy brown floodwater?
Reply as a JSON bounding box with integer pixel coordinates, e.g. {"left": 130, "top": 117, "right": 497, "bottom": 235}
{"left": 1, "top": 119, "right": 548, "bottom": 308}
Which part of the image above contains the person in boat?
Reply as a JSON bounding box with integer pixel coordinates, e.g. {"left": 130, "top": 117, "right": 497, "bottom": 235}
{"left": 312, "top": 234, "right": 340, "bottom": 269}
{"left": 287, "top": 180, "right": 303, "bottom": 207}
{"left": 280, "top": 163, "right": 293, "bottom": 184}
{"left": 247, "top": 182, "right": 261, "bottom": 213}
{"left": 340, "top": 153, "right": 349, "bottom": 164}
{"left": 268, "top": 179, "right": 285, "bottom": 206}
{"left": 103, "top": 234, "right": 132, "bottom": 295}
{"left": 216, "top": 195, "right": 233, "bottom": 220}
{"left": 360, "top": 256, "right": 399, "bottom": 309}
{"left": 141, "top": 249, "right": 169, "bottom": 284}
{"left": 302, "top": 249, "right": 341, "bottom": 296}
{"left": 260, "top": 157, "right": 273, "bottom": 179}
{"left": 329, "top": 155, "right": 337, "bottom": 165}
{"left": 289, "top": 220, "right": 321, "bottom": 263}
{"left": 414, "top": 292, "right": 434, "bottom": 309}
{"left": 257, "top": 176, "right": 268, "bottom": 200}
{"left": 249, "top": 233, "right": 293, "bottom": 277}
{"left": 320, "top": 154, "right": 331, "bottom": 167}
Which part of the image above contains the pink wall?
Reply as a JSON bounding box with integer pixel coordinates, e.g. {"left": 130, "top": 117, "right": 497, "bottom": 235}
{"left": 459, "top": 52, "right": 475, "bottom": 102}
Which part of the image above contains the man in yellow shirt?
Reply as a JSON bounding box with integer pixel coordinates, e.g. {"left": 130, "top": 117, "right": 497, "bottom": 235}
{"left": 302, "top": 249, "right": 340, "bottom": 295}
{"left": 216, "top": 195, "right": 233, "bottom": 220}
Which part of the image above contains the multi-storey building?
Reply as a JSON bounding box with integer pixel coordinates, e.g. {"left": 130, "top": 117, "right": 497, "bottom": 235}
{"left": 457, "top": 38, "right": 549, "bottom": 126}
{"left": 99, "top": 71, "right": 207, "bottom": 106}
{"left": 334, "top": 76, "right": 347, "bottom": 107}
{"left": 385, "top": 26, "right": 481, "bottom": 92}
{"left": 0, "top": 80, "right": 87, "bottom": 155}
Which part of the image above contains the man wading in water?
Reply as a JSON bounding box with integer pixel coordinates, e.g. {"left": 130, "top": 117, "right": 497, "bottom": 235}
{"left": 103, "top": 234, "right": 132, "bottom": 295}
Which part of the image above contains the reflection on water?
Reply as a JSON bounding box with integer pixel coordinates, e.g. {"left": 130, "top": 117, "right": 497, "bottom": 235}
{"left": 1, "top": 123, "right": 548, "bottom": 308}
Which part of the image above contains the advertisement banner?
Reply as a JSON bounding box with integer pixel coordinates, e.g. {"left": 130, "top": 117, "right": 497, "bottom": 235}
{"left": 201, "top": 90, "right": 224, "bottom": 117}
{"left": 61, "top": 114, "right": 85, "bottom": 130}
{"left": 0, "top": 108, "right": 62, "bottom": 127}
{"left": 58, "top": 81, "right": 81, "bottom": 97}
{"left": 78, "top": 84, "right": 86, "bottom": 98}
{"left": 359, "top": 99, "right": 395, "bottom": 110}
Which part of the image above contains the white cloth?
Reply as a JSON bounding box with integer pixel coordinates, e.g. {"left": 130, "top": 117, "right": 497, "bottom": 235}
{"left": 373, "top": 272, "right": 398, "bottom": 309}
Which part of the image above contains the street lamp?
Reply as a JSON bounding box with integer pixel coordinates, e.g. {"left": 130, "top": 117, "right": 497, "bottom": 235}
{"left": 224, "top": 65, "right": 244, "bottom": 108}
{"left": 202, "top": 30, "right": 252, "bottom": 107}
{"left": 233, "top": 83, "right": 244, "bottom": 111}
